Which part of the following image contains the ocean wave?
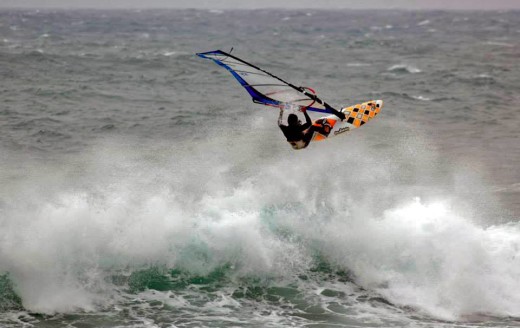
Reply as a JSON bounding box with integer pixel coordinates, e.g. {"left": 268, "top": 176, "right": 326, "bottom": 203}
{"left": 346, "top": 62, "right": 371, "bottom": 67}
{"left": 0, "top": 134, "right": 518, "bottom": 323}
{"left": 484, "top": 41, "right": 515, "bottom": 47}
{"left": 410, "top": 95, "right": 431, "bottom": 101}
{"left": 387, "top": 64, "right": 422, "bottom": 74}
{"left": 380, "top": 91, "right": 431, "bottom": 101}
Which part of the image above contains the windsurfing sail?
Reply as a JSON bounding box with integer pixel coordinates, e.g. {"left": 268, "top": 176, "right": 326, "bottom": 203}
{"left": 197, "top": 50, "right": 338, "bottom": 114}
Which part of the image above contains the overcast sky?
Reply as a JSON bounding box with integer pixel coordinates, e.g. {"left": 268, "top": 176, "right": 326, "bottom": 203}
{"left": 1, "top": 0, "right": 519, "bottom": 10}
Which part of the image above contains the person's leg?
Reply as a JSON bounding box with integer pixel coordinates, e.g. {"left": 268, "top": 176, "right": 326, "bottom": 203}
{"left": 302, "top": 125, "right": 320, "bottom": 147}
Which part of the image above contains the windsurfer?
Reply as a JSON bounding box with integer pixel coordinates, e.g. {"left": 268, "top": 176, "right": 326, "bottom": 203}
{"left": 278, "top": 107, "right": 345, "bottom": 150}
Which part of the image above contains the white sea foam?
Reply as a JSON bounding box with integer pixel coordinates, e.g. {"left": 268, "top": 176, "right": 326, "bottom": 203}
{"left": 162, "top": 51, "right": 177, "bottom": 57}
{"left": 484, "top": 41, "right": 515, "bottom": 47}
{"left": 411, "top": 95, "right": 431, "bottom": 101}
{"left": 388, "top": 64, "right": 422, "bottom": 74}
{"left": 346, "top": 63, "right": 371, "bottom": 67}
{"left": 306, "top": 199, "right": 520, "bottom": 320}
{"left": 1, "top": 126, "right": 518, "bottom": 321}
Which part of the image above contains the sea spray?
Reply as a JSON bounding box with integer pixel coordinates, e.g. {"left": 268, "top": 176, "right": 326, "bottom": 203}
{"left": 1, "top": 128, "right": 519, "bottom": 321}
{"left": 289, "top": 198, "right": 520, "bottom": 320}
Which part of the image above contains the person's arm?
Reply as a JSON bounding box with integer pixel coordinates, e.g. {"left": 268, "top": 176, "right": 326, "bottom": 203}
{"left": 300, "top": 107, "right": 312, "bottom": 130}
{"left": 278, "top": 108, "right": 284, "bottom": 126}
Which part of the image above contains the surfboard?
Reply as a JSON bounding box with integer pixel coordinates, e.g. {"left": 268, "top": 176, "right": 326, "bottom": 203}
{"left": 309, "top": 100, "right": 383, "bottom": 142}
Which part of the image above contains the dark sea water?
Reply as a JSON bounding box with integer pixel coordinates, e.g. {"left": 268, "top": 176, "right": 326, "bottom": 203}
{"left": 0, "top": 8, "right": 519, "bottom": 327}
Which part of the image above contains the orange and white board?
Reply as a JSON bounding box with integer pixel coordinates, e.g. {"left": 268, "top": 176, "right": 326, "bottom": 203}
{"left": 309, "top": 100, "right": 383, "bottom": 142}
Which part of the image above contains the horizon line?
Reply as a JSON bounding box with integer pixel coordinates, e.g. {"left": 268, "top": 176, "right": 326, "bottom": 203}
{"left": 1, "top": 6, "right": 519, "bottom": 11}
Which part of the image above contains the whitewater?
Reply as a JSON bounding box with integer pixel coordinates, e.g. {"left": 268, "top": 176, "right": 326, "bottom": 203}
{"left": 1, "top": 8, "right": 519, "bottom": 328}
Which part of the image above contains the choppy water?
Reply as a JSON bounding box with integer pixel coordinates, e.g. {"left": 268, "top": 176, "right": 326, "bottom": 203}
{"left": 1, "top": 8, "right": 519, "bottom": 328}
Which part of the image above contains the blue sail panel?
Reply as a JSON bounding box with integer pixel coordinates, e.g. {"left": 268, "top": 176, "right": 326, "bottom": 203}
{"left": 197, "top": 52, "right": 281, "bottom": 107}
{"left": 197, "top": 50, "right": 332, "bottom": 113}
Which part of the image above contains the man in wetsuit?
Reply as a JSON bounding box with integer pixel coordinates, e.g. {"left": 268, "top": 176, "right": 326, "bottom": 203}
{"left": 278, "top": 106, "right": 346, "bottom": 150}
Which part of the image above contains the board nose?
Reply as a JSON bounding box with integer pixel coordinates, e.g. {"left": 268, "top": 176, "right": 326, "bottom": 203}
{"left": 376, "top": 100, "right": 383, "bottom": 109}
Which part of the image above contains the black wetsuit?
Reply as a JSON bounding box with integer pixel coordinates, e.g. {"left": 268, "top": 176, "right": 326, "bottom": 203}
{"left": 279, "top": 110, "right": 319, "bottom": 149}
